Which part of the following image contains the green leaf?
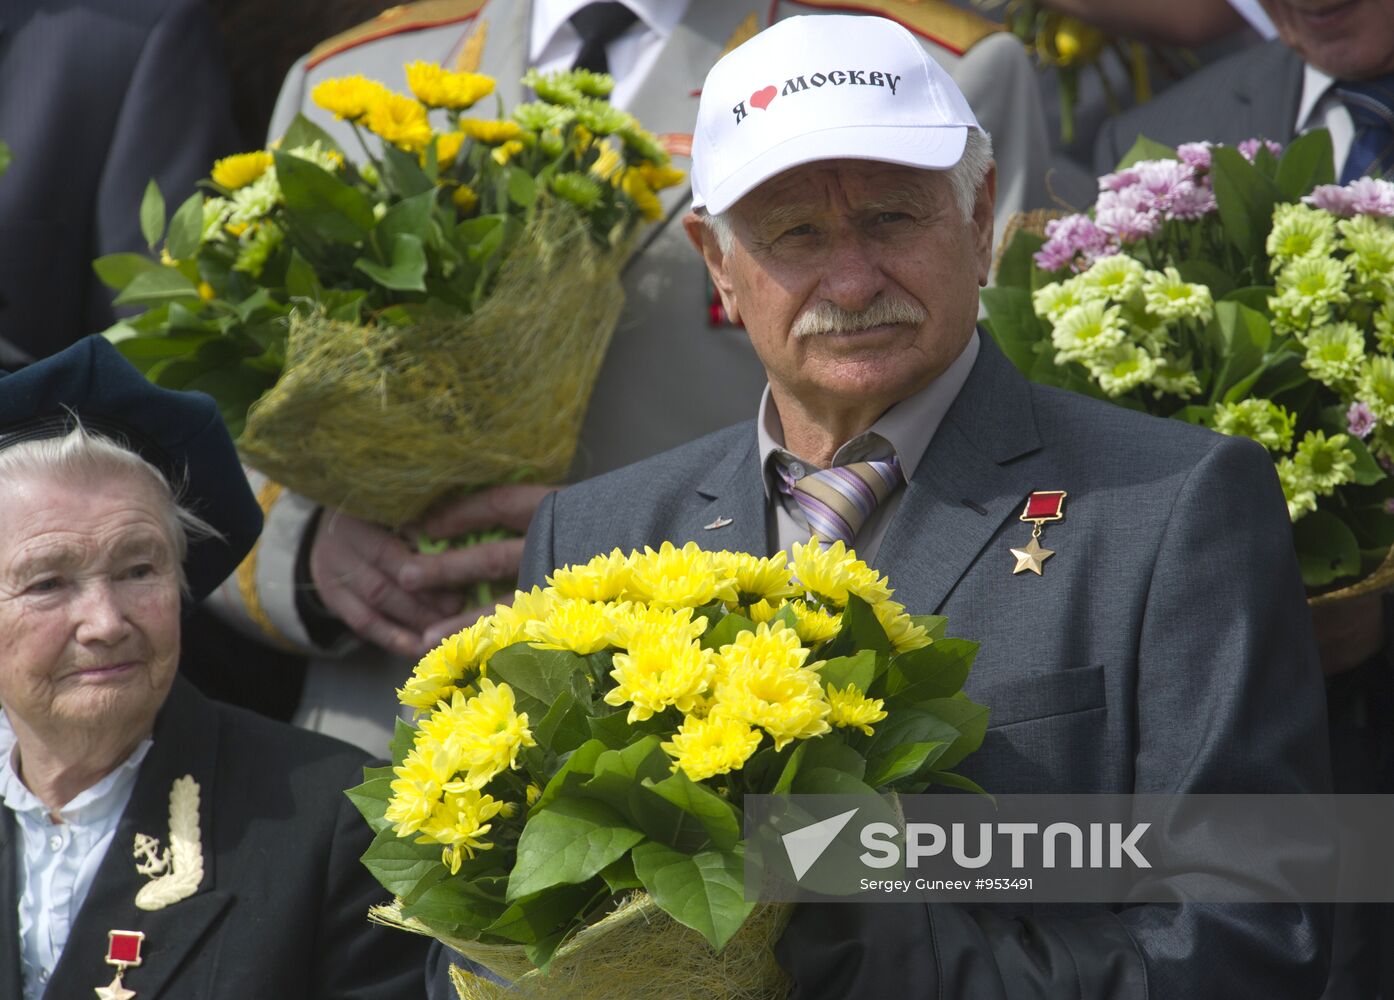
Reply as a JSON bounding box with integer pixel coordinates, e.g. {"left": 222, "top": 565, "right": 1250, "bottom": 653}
{"left": 817, "top": 650, "right": 877, "bottom": 695}
{"left": 344, "top": 770, "right": 394, "bottom": 834}
{"left": 864, "top": 708, "right": 961, "bottom": 761}
{"left": 113, "top": 266, "right": 199, "bottom": 306}
{"left": 361, "top": 827, "right": 445, "bottom": 898}
{"left": 864, "top": 740, "right": 951, "bottom": 787}
{"left": 771, "top": 740, "right": 809, "bottom": 795}
{"left": 277, "top": 112, "right": 347, "bottom": 157}
{"left": 1223, "top": 285, "right": 1274, "bottom": 313}
{"left": 642, "top": 771, "right": 742, "bottom": 850}
{"left": 377, "top": 189, "right": 437, "bottom": 247}
{"left": 600, "top": 854, "right": 643, "bottom": 892}
{"left": 488, "top": 644, "right": 587, "bottom": 718}
{"left": 508, "top": 170, "right": 537, "bottom": 208}
{"left": 923, "top": 770, "right": 993, "bottom": 799}
{"left": 507, "top": 797, "right": 644, "bottom": 900}
{"left": 389, "top": 717, "right": 417, "bottom": 766}
{"left": 981, "top": 286, "right": 1048, "bottom": 377}
{"left": 93, "top": 252, "right": 161, "bottom": 291}
{"left": 1210, "top": 146, "right": 1280, "bottom": 262}
{"left": 581, "top": 737, "right": 696, "bottom": 845}
{"left": 1347, "top": 436, "right": 1387, "bottom": 487}
{"left": 701, "top": 612, "right": 756, "bottom": 651}
{"left": 881, "top": 638, "right": 978, "bottom": 702}
{"left": 380, "top": 142, "right": 434, "bottom": 198}
{"left": 355, "top": 232, "right": 428, "bottom": 291}
{"left": 1274, "top": 129, "right": 1336, "bottom": 200}
{"left": 401, "top": 876, "right": 509, "bottom": 935}
{"left": 1174, "top": 260, "right": 1236, "bottom": 299}
{"left": 109, "top": 332, "right": 216, "bottom": 373}
{"left": 533, "top": 739, "right": 608, "bottom": 813}
{"left": 166, "top": 193, "right": 205, "bottom": 260}
{"left": 631, "top": 842, "right": 754, "bottom": 952}
{"left": 798, "top": 734, "right": 868, "bottom": 780}
{"left": 140, "top": 179, "right": 166, "bottom": 249}
{"left": 912, "top": 615, "right": 948, "bottom": 641}
{"left": 791, "top": 765, "right": 879, "bottom": 797}
{"left": 483, "top": 882, "right": 596, "bottom": 944}
{"left": 1295, "top": 510, "right": 1362, "bottom": 588}
{"left": 994, "top": 228, "right": 1046, "bottom": 289}
{"left": 275, "top": 150, "right": 374, "bottom": 242}
{"left": 0, "top": 140, "right": 10, "bottom": 178}
{"left": 1114, "top": 134, "right": 1178, "bottom": 171}
{"left": 821, "top": 594, "right": 892, "bottom": 661}
{"left": 912, "top": 696, "right": 989, "bottom": 770}
{"left": 1207, "top": 301, "right": 1271, "bottom": 403}
{"left": 284, "top": 248, "right": 324, "bottom": 299}
{"left": 535, "top": 690, "right": 594, "bottom": 755}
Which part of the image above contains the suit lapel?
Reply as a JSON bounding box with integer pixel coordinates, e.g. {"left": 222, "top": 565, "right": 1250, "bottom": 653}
{"left": 875, "top": 335, "right": 1043, "bottom": 613}
{"left": 684, "top": 428, "right": 771, "bottom": 555}
{"left": 0, "top": 807, "right": 21, "bottom": 1000}
{"left": 46, "top": 680, "right": 231, "bottom": 1000}
{"left": 1231, "top": 41, "right": 1305, "bottom": 142}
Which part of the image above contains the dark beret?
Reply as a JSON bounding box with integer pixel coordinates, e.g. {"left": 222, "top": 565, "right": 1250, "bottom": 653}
{"left": 0, "top": 335, "right": 262, "bottom": 602}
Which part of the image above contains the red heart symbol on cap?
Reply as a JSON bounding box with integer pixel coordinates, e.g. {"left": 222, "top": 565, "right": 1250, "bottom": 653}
{"left": 750, "top": 86, "right": 776, "bottom": 110}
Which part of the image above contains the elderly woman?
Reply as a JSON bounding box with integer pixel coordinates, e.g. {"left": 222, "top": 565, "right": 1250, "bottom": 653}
{"left": 0, "top": 337, "right": 425, "bottom": 998}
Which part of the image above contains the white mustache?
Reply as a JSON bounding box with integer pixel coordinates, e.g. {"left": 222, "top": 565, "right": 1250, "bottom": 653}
{"left": 791, "top": 297, "right": 928, "bottom": 338}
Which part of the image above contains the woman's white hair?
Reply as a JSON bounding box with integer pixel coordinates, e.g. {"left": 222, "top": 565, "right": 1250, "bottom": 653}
{"left": 703, "top": 126, "right": 994, "bottom": 253}
{"left": 0, "top": 425, "right": 220, "bottom": 597}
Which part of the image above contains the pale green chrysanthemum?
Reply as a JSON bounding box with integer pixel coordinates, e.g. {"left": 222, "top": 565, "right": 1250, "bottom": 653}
{"left": 201, "top": 197, "right": 232, "bottom": 241}
{"left": 1276, "top": 457, "right": 1318, "bottom": 522}
{"left": 1150, "top": 355, "right": 1202, "bottom": 398}
{"left": 568, "top": 68, "right": 617, "bottom": 98}
{"left": 232, "top": 221, "right": 283, "bottom": 277}
{"left": 1088, "top": 343, "right": 1158, "bottom": 396}
{"left": 358, "top": 161, "right": 381, "bottom": 187}
{"left": 1375, "top": 301, "right": 1394, "bottom": 354}
{"left": 1301, "top": 321, "right": 1366, "bottom": 388}
{"left": 1268, "top": 288, "right": 1331, "bottom": 337}
{"left": 1141, "top": 266, "right": 1214, "bottom": 323}
{"left": 227, "top": 172, "right": 280, "bottom": 226}
{"left": 285, "top": 140, "right": 343, "bottom": 173}
{"left": 573, "top": 97, "right": 635, "bottom": 136}
{"left": 1275, "top": 255, "right": 1352, "bottom": 308}
{"left": 1078, "top": 254, "right": 1146, "bottom": 303}
{"left": 1132, "top": 319, "right": 1173, "bottom": 356}
{"left": 1337, "top": 215, "right": 1394, "bottom": 285}
{"left": 538, "top": 128, "right": 566, "bottom": 158}
{"left": 1293, "top": 430, "right": 1356, "bottom": 493}
{"left": 1265, "top": 202, "right": 1337, "bottom": 263}
{"left": 616, "top": 124, "right": 668, "bottom": 165}
{"left": 512, "top": 101, "right": 576, "bottom": 132}
{"left": 550, "top": 171, "right": 603, "bottom": 211}
{"left": 1051, "top": 300, "right": 1127, "bottom": 364}
{"left": 522, "top": 68, "right": 584, "bottom": 106}
{"left": 1358, "top": 355, "right": 1394, "bottom": 424}
{"left": 1212, "top": 398, "right": 1296, "bottom": 453}
{"left": 1032, "top": 277, "right": 1097, "bottom": 324}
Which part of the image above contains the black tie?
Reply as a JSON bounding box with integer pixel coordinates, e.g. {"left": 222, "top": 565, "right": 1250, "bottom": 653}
{"left": 569, "top": 2, "right": 638, "bottom": 74}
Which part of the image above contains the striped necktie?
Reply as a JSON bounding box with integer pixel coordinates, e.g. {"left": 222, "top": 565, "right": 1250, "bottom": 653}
{"left": 778, "top": 457, "right": 904, "bottom": 548}
{"left": 1335, "top": 75, "right": 1394, "bottom": 183}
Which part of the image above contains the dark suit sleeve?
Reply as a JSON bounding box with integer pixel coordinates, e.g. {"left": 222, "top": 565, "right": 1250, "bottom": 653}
{"left": 90, "top": 0, "right": 239, "bottom": 334}
{"left": 314, "top": 760, "right": 430, "bottom": 1000}
{"left": 519, "top": 489, "right": 560, "bottom": 591}
{"left": 779, "top": 436, "right": 1332, "bottom": 1000}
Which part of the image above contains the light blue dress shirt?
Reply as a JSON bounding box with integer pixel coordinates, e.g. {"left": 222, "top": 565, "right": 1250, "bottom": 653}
{"left": 0, "top": 715, "right": 150, "bottom": 1000}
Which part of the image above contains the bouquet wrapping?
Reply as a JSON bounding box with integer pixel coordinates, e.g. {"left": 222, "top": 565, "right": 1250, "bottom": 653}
{"left": 985, "top": 131, "right": 1394, "bottom": 599}
{"left": 98, "top": 65, "right": 681, "bottom": 525}
{"left": 350, "top": 540, "right": 989, "bottom": 999}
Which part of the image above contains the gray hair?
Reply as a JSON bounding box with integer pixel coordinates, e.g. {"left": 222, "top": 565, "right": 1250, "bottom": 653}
{"left": 0, "top": 426, "right": 220, "bottom": 597}
{"left": 703, "top": 126, "right": 994, "bottom": 253}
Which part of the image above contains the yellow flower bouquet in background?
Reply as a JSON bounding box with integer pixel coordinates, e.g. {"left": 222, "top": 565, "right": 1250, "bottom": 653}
{"left": 96, "top": 64, "right": 681, "bottom": 525}
{"left": 350, "top": 540, "right": 989, "bottom": 999}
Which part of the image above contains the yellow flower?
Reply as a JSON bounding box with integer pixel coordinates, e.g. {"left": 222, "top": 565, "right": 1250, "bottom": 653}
{"left": 398, "top": 619, "right": 494, "bottom": 713}
{"left": 312, "top": 75, "right": 392, "bottom": 122}
{"left": 715, "top": 551, "right": 797, "bottom": 607}
{"left": 662, "top": 714, "right": 763, "bottom": 782}
{"left": 197, "top": 281, "right": 215, "bottom": 302}
{"left": 416, "top": 788, "right": 507, "bottom": 873}
{"left": 713, "top": 620, "right": 810, "bottom": 675}
{"left": 459, "top": 118, "right": 524, "bottom": 144}
{"left": 626, "top": 541, "right": 738, "bottom": 610}
{"left": 211, "top": 151, "right": 273, "bottom": 190}
{"left": 871, "top": 599, "right": 931, "bottom": 653}
{"left": 605, "top": 632, "right": 714, "bottom": 722}
{"left": 572, "top": 123, "right": 595, "bottom": 153}
{"left": 603, "top": 602, "right": 707, "bottom": 650}
{"left": 640, "top": 162, "right": 686, "bottom": 191}
{"left": 451, "top": 183, "right": 479, "bottom": 215}
{"left": 488, "top": 586, "right": 555, "bottom": 649}
{"left": 747, "top": 599, "right": 780, "bottom": 624}
{"left": 525, "top": 597, "right": 612, "bottom": 655}
{"left": 826, "top": 683, "right": 888, "bottom": 736}
{"left": 525, "top": 783, "right": 541, "bottom": 807}
{"left": 788, "top": 600, "right": 842, "bottom": 644}
{"left": 364, "top": 92, "right": 433, "bottom": 152}
{"left": 791, "top": 538, "right": 893, "bottom": 606}
{"left": 385, "top": 748, "right": 450, "bottom": 836}
{"left": 427, "top": 130, "right": 466, "bottom": 167}
{"left": 405, "top": 61, "right": 495, "bottom": 110}
{"left": 589, "top": 140, "right": 623, "bottom": 182}
{"left": 621, "top": 166, "right": 663, "bottom": 221}
{"left": 224, "top": 221, "right": 249, "bottom": 238}
{"left": 712, "top": 656, "right": 830, "bottom": 751}
{"left": 419, "top": 679, "right": 536, "bottom": 790}
{"left": 491, "top": 139, "right": 526, "bottom": 165}
{"left": 548, "top": 548, "right": 632, "bottom": 602}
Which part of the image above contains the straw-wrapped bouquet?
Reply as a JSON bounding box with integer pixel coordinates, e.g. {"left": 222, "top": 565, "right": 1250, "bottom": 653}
{"left": 97, "top": 64, "right": 682, "bottom": 525}
{"left": 351, "top": 539, "right": 989, "bottom": 999}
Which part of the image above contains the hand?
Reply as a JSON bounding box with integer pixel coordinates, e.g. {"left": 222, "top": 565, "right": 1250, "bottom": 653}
{"left": 309, "top": 510, "right": 463, "bottom": 657}
{"left": 398, "top": 483, "right": 559, "bottom": 647}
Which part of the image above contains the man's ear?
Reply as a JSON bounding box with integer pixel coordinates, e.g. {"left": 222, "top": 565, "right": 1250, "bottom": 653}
{"left": 973, "top": 162, "right": 998, "bottom": 288}
{"left": 682, "top": 211, "right": 742, "bottom": 326}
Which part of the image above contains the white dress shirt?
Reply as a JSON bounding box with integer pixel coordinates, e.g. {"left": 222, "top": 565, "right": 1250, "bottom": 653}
{"left": 0, "top": 716, "right": 150, "bottom": 1000}
{"left": 528, "top": 0, "right": 691, "bottom": 109}
{"left": 1295, "top": 63, "right": 1357, "bottom": 178}
{"left": 757, "top": 331, "right": 981, "bottom": 563}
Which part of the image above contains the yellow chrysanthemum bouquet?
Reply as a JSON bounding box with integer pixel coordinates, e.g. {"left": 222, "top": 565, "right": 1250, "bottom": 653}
{"left": 351, "top": 540, "right": 987, "bottom": 999}
{"left": 988, "top": 130, "right": 1394, "bottom": 599}
{"left": 95, "top": 64, "right": 682, "bottom": 524}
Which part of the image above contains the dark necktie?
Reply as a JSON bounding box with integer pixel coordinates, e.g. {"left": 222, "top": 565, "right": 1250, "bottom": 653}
{"left": 1334, "top": 75, "right": 1394, "bottom": 183}
{"left": 569, "top": 2, "right": 638, "bottom": 75}
{"left": 777, "top": 458, "right": 904, "bottom": 548}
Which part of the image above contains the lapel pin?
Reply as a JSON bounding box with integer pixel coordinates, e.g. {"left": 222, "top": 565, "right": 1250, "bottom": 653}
{"left": 704, "top": 516, "right": 734, "bottom": 530}
{"left": 95, "top": 930, "right": 144, "bottom": 1000}
{"left": 1011, "top": 490, "right": 1067, "bottom": 576}
{"left": 132, "top": 775, "right": 203, "bottom": 911}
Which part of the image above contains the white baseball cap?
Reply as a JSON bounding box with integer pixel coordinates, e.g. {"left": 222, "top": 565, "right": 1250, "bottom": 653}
{"left": 691, "top": 14, "right": 982, "bottom": 215}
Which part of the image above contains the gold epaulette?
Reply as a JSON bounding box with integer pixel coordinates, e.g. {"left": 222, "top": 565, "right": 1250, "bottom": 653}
{"left": 307, "top": 0, "right": 488, "bottom": 70}
{"left": 787, "top": 0, "right": 1003, "bottom": 56}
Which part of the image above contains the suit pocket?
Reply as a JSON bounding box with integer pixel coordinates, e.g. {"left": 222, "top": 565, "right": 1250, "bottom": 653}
{"left": 971, "top": 664, "right": 1106, "bottom": 729}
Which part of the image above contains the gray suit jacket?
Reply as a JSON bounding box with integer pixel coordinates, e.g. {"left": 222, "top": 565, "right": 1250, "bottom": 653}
{"left": 1095, "top": 40, "right": 1304, "bottom": 173}
{"left": 520, "top": 334, "right": 1333, "bottom": 998}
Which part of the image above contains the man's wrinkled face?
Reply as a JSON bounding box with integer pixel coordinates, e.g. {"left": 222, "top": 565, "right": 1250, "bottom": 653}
{"left": 694, "top": 159, "right": 994, "bottom": 417}
{"left": 1258, "top": 0, "right": 1394, "bottom": 79}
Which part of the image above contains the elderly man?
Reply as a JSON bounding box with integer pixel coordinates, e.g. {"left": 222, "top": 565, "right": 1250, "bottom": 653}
{"left": 509, "top": 14, "right": 1333, "bottom": 998}
{"left": 0, "top": 337, "right": 425, "bottom": 998}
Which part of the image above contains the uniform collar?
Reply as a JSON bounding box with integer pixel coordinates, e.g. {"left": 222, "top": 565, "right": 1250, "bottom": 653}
{"left": 1295, "top": 62, "right": 1338, "bottom": 135}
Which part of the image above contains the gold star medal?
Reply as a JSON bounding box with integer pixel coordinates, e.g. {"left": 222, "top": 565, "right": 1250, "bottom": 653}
{"left": 95, "top": 930, "right": 144, "bottom": 999}
{"left": 1011, "top": 490, "right": 1067, "bottom": 576}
